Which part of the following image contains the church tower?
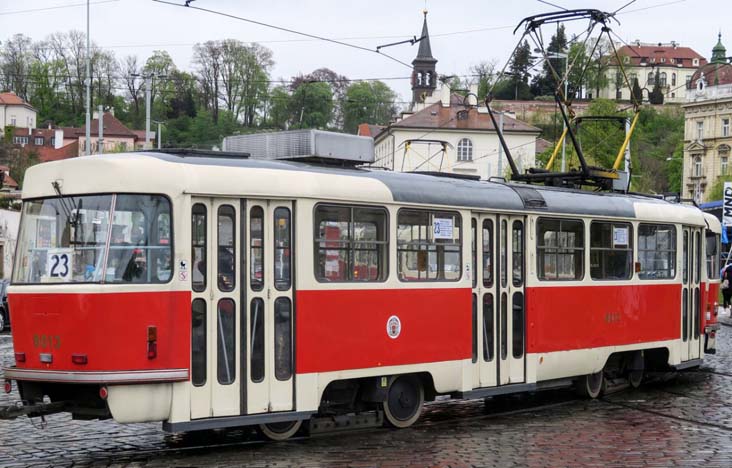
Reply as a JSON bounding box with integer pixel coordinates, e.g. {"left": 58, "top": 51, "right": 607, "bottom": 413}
{"left": 411, "top": 10, "right": 438, "bottom": 105}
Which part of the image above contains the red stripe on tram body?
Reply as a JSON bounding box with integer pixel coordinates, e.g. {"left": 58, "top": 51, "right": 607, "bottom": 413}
{"left": 295, "top": 288, "right": 472, "bottom": 374}
{"left": 9, "top": 291, "right": 191, "bottom": 372}
{"left": 526, "top": 283, "right": 682, "bottom": 353}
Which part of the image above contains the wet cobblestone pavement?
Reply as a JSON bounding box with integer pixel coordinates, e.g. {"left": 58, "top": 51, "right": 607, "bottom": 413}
{"left": 2, "top": 323, "right": 732, "bottom": 467}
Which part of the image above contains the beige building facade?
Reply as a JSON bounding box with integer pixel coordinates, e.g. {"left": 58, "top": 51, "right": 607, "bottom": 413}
{"left": 681, "top": 36, "right": 732, "bottom": 202}
{"left": 598, "top": 42, "right": 706, "bottom": 104}
{"left": 0, "top": 92, "right": 37, "bottom": 132}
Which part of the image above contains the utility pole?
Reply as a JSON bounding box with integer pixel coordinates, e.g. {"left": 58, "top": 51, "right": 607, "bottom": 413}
{"left": 85, "top": 0, "right": 91, "bottom": 156}
{"left": 98, "top": 105, "right": 104, "bottom": 154}
{"left": 145, "top": 75, "right": 152, "bottom": 150}
{"left": 497, "top": 112, "right": 504, "bottom": 178}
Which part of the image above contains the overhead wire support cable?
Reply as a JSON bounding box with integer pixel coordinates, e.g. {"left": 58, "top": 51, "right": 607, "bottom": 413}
{"left": 151, "top": 0, "right": 413, "bottom": 69}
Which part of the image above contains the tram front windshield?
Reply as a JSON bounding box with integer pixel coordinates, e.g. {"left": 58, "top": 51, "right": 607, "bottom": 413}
{"left": 13, "top": 194, "right": 172, "bottom": 284}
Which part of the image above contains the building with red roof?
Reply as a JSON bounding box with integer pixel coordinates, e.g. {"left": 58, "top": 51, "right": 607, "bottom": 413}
{"left": 0, "top": 92, "right": 37, "bottom": 132}
{"left": 598, "top": 41, "right": 706, "bottom": 104}
{"left": 358, "top": 12, "right": 540, "bottom": 180}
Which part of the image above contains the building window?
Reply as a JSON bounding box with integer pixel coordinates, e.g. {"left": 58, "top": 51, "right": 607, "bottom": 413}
{"left": 723, "top": 119, "right": 730, "bottom": 137}
{"left": 537, "top": 218, "right": 584, "bottom": 281}
{"left": 660, "top": 72, "right": 667, "bottom": 87}
{"left": 10, "top": 116, "right": 16, "bottom": 126}
{"left": 693, "top": 155, "right": 702, "bottom": 177}
{"left": 12, "top": 136, "right": 28, "bottom": 145}
{"left": 457, "top": 138, "right": 473, "bottom": 161}
{"left": 50, "top": 137, "right": 56, "bottom": 146}
{"left": 34, "top": 137, "right": 44, "bottom": 146}
{"left": 722, "top": 156, "right": 729, "bottom": 176}
{"left": 315, "top": 204, "right": 388, "bottom": 282}
{"left": 686, "top": 75, "right": 692, "bottom": 88}
{"left": 638, "top": 224, "right": 676, "bottom": 279}
{"left": 397, "top": 209, "right": 461, "bottom": 281}
{"left": 697, "top": 121, "right": 704, "bottom": 140}
{"left": 648, "top": 72, "right": 655, "bottom": 86}
{"left": 693, "top": 58, "right": 699, "bottom": 66}
{"left": 671, "top": 73, "right": 677, "bottom": 86}
{"left": 590, "top": 222, "right": 633, "bottom": 280}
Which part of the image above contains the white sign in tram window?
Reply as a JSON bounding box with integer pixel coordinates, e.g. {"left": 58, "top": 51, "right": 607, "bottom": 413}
{"left": 613, "top": 226, "right": 629, "bottom": 247}
{"left": 46, "top": 248, "right": 73, "bottom": 281}
{"left": 433, "top": 218, "right": 454, "bottom": 240}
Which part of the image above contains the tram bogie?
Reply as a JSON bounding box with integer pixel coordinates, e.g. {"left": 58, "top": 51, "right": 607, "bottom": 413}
{"left": 1, "top": 151, "right": 722, "bottom": 439}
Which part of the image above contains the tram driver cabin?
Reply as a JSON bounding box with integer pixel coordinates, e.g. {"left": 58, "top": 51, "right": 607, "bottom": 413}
{"left": 2, "top": 131, "right": 722, "bottom": 439}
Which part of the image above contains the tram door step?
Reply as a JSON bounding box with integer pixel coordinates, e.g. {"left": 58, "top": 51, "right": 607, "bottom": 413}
{"left": 309, "top": 411, "right": 383, "bottom": 434}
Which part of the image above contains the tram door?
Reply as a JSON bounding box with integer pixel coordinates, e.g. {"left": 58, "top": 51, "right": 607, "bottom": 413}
{"left": 681, "top": 227, "right": 702, "bottom": 362}
{"left": 189, "top": 198, "right": 295, "bottom": 420}
{"left": 471, "top": 215, "right": 497, "bottom": 388}
{"left": 471, "top": 214, "right": 525, "bottom": 388}
{"left": 190, "top": 198, "right": 242, "bottom": 419}
{"left": 245, "top": 199, "right": 295, "bottom": 415}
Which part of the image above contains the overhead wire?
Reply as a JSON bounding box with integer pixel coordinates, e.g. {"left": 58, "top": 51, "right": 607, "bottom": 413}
{"left": 0, "top": 0, "right": 119, "bottom": 16}
{"left": 151, "top": 0, "right": 413, "bottom": 69}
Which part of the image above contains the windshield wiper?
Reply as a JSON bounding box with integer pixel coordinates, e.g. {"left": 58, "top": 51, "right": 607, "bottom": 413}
{"left": 51, "top": 181, "right": 80, "bottom": 226}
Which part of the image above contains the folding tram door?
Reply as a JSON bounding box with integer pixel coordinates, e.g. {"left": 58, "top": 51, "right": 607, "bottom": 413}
{"left": 681, "top": 226, "right": 702, "bottom": 362}
{"left": 471, "top": 213, "right": 526, "bottom": 389}
{"left": 189, "top": 198, "right": 295, "bottom": 420}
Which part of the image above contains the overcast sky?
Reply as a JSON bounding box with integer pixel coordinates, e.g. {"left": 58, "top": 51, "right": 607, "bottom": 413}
{"left": 1, "top": 0, "right": 731, "bottom": 103}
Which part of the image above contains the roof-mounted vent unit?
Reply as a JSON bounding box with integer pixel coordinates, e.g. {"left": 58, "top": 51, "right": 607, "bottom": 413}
{"left": 222, "top": 129, "right": 374, "bottom": 164}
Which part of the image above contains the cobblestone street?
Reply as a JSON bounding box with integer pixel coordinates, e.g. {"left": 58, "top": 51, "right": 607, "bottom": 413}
{"left": 2, "top": 325, "right": 732, "bottom": 467}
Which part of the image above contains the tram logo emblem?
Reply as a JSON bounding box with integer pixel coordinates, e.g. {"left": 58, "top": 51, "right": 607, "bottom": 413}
{"left": 387, "top": 315, "right": 401, "bottom": 339}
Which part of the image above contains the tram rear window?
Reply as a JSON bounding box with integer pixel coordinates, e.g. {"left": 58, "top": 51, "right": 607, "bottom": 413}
{"left": 638, "top": 224, "right": 676, "bottom": 280}
{"left": 13, "top": 194, "right": 172, "bottom": 284}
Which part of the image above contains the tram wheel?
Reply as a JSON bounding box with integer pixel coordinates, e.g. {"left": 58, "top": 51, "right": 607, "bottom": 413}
{"left": 576, "top": 371, "right": 604, "bottom": 399}
{"left": 628, "top": 351, "right": 644, "bottom": 389}
{"left": 258, "top": 420, "right": 302, "bottom": 441}
{"left": 383, "top": 375, "right": 424, "bottom": 429}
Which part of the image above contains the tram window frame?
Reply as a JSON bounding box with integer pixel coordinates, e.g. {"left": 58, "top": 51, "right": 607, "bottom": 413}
{"left": 590, "top": 221, "right": 634, "bottom": 281}
{"left": 706, "top": 231, "right": 720, "bottom": 280}
{"left": 217, "top": 205, "right": 236, "bottom": 292}
{"left": 274, "top": 297, "right": 293, "bottom": 381}
{"left": 638, "top": 224, "right": 677, "bottom": 280}
{"left": 250, "top": 297, "right": 265, "bottom": 383}
{"left": 314, "top": 203, "right": 388, "bottom": 283}
{"left": 250, "top": 206, "right": 265, "bottom": 291}
{"left": 273, "top": 207, "right": 292, "bottom": 291}
{"left": 191, "top": 204, "right": 207, "bottom": 292}
{"left": 216, "top": 298, "right": 236, "bottom": 385}
{"left": 397, "top": 208, "right": 462, "bottom": 282}
{"left": 482, "top": 219, "right": 494, "bottom": 288}
{"left": 536, "top": 217, "right": 584, "bottom": 281}
{"left": 191, "top": 298, "right": 207, "bottom": 387}
{"left": 512, "top": 220, "right": 524, "bottom": 287}
{"left": 471, "top": 219, "right": 477, "bottom": 289}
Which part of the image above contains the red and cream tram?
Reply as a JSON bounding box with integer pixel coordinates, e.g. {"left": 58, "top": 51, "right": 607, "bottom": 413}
{"left": 2, "top": 142, "right": 721, "bottom": 440}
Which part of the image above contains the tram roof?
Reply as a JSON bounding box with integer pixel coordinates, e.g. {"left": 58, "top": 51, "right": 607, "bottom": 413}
{"left": 21, "top": 151, "right": 706, "bottom": 225}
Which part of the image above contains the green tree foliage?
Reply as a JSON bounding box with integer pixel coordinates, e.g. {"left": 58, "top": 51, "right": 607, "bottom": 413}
{"left": 494, "top": 41, "right": 533, "bottom": 100}
{"left": 648, "top": 70, "right": 665, "bottom": 105}
{"left": 266, "top": 85, "right": 291, "bottom": 130}
{"left": 289, "top": 82, "right": 333, "bottom": 129}
{"left": 342, "top": 81, "right": 397, "bottom": 134}
{"left": 531, "top": 26, "right": 567, "bottom": 97}
{"left": 632, "top": 77, "right": 643, "bottom": 104}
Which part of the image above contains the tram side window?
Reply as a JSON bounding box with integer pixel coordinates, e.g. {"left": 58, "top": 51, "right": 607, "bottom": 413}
{"left": 191, "top": 204, "right": 207, "bottom": 292}
{"left": 706, "top": 231, "right": 720, "bottom": 279}
{"left": 191, "top": 298, "right": 206, "bottom": 386}
{"left": 590, "top": 222, "right": 633, "bottom": 280}
{"left": 314, "top": 204, "right": 387, "bottom": 282}
{"left": 397, "top": 209, "right": 461, "bottom": 281}
{"left": 537, "top": 218, "right": 584, "bottom": 281}
{"left": 250, "top": 207, "right": 264, "bottom": 291}
{"left": 638, "top": 224, "right": 676, "bottom": 280}
{"left": 274, "top": 208, "right": 292, "bottom": 291}
{"left": 217, "top": 299, "right": 235, "bottom": 385}
{"left": 217, "top": 205, "right": 235, "bottom": 292}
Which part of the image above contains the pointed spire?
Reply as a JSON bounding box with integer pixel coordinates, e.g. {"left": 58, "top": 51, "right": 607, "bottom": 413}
{"left": 712, "top": 31, "right": 727, "bottom": 64}
{"left": 414, "top": 9, "right": 436, "bottom": 64}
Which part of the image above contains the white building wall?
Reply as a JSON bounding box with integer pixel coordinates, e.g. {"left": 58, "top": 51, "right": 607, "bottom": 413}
{"left": 599, "top": 65, "right": 697, "bottom": 104}
{"left": 1, "top": 105, "right": 36, "bottom": 131}
{"left": 375, "top": 128, "right": 537, "bottom": 180}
